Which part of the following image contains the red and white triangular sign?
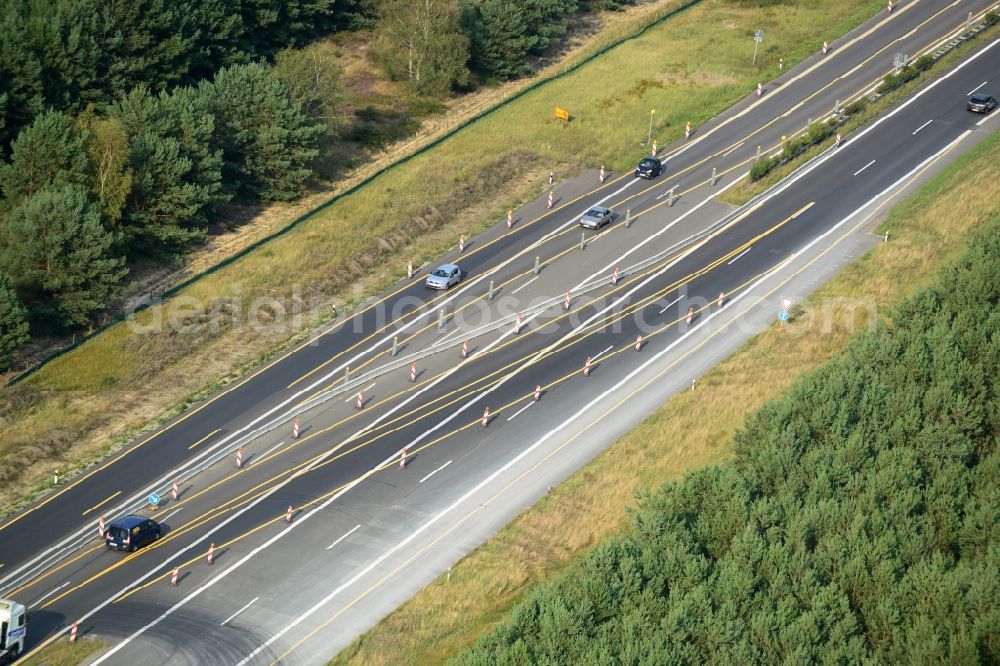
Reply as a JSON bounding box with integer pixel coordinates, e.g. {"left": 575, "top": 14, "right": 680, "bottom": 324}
{"left": 780, "top": 296, "right": 793, "bottom": 311}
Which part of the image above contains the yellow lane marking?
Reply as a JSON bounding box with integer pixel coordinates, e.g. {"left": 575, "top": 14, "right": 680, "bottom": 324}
{"left": 81, "top": 491, "right": 121, "bottom": 517}
{"left": 187, "top": 428, "right": 222, "bottom": 450}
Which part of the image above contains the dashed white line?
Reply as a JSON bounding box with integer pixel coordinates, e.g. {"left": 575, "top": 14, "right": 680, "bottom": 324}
{"left": 220, "top": 596, "right": 259, "bottom": 626}
{"left": 159, "top": 507, "right": 183, "bottom": 522}
{"left": 727, "top": 247, "right": 752, "bottom": 265}
{"left": 509, "top": 276, "right": 539, "bottom": 296}
{"left": 506, "top": 402, "right": 534, "bottom": 422}
{"left": 721, "top": 141, "right": 745, "bottom": 157}
{"left": 853, "top": 160, "right": 875, "bottom": 176}
{"left": 978, "top": 113, "right": 996, "bottom": 126}
{"left": 326, "top": 525, "right": 361, "bottom": 551}
{"left": 419, "top": 460, "right": 453, "bottom": 483}
{"left": 658, "top": 296, "right": 683, "bottom": 314}
{"left": 30, "top": 581, "right": 70, "bottom": 607}
{"left": 591, "top": 345, "right": 614, "bottom": 362}
{"left": 968, "top": 81, "right": 988, "bottom": 95}
{"left": 252, "top": 440, "right": 287, "bottom": 466}
{"left": 912, "top": 119, "right": 933, "bottom": 135}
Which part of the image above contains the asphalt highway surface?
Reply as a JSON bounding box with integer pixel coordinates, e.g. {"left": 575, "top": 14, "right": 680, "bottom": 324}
{"left": 2, "top": 1, "right": 999, "bottom": 663}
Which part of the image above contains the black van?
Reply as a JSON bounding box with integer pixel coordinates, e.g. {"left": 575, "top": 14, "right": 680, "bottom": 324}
{"left": 105, "top": 515, "right": 161, "bottom": 552}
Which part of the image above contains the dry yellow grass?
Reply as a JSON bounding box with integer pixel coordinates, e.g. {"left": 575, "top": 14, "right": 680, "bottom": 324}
{"left": 330, "top": 128, "right": 1000, "bottom": 665}
{"left": 1, "top": 0, "right": 887, "bottom": 516}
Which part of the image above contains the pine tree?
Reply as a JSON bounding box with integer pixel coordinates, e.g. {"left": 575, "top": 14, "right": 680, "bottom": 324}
{"left": 114, "top": 85, "right": 224, "bottom": 254}
{"left": 1, "top": 185, "right": 126, "bottom": 327}
{"left": 0, "top": 272, "right": 30, "bottom": 370}
{"left": 462, "top": 0, "right": 535, "bottom": 80}
{"left": 0, "top": 109, "right": 90, "bottom": 207}
{"left": 202, "top": 62, "right": 322, "bottom": 201}
{"left": 0, "top": 2, "right": 44, "bottom": 155}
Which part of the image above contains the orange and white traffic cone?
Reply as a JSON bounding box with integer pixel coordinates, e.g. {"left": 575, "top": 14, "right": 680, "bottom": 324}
{"left": 407, "top": 260, "right": 413, "bottom": 280}
{"left": 459, "top": 235, "right": 465, "bottom": 253}
{"left": 547, "top": 190, "right": 554, "bottom": 209}
{"left": 207, "top": 543, "right": 215, "bottom": 565}
{"left": 717, "top": 292, "right": 726, "bottom": 307}
{"left": 584, "top": 356, "right": 592, "bottom": 377}
{"left": 170, "top": 567, "right": 179, "bottom": 586}
{"left": 69, "top": 623, "right": 78, "bottom": 643}
{"left": 514, "top": 314, "right": 522, "bottom": 334}
{"left": 482, "top": 407, "right": 490, "bottom": 428}
{"left": 410, "top": 362, "right": 417, "bottom": 383}
{"left": 461, "top": 340, "right": 469, "bottom": 358}
{"left": 292, "top": 417, "right": 300, "bottom": 440}
{"left": 835, "top": 133, "right": 842, "bottom": 147}
{"left": 686, "top": 307, "right": 694, "bottom": 325}
{"left": 507, "top": 209, "right": 513, "bottom": 229}
{"left": 887, "top": 0, "right": 892, "bottom": 12}
{"left": 635, "top": 335, "right": 642, "bottom": 351}
{"left": 599, "top": 165, "right": 605, "bottom": 183}
{"left": 98, "top": 515, "right": 106, "bottom": 538}
{"left": 756, "top": 82, "right": 763, "bottom": 97}
{"left": 611, "top": 266, "right": 619, "bottom": 285}
{"left": 564, "top": 291, "right": 571, "bottom": 311}
{"left": 400, "top": 447, "right": 407, "bottom": 469}
{"left": 355, "top": 390, "right": 364, "bottom": 410}
{"left": 651, "top": 141, "right": 657, "bottom": 156}
{"left": 822, "top": 41, "right": 828, "bottom": 55}
{"left": 285, "top": 505, "right": 293, "bottom": 524}
{"left": 685, "top": 121, "right": 691, "bottom": 140}
{"left": 235, "top": 446, "right": 243, "bottom": 469}
{"left": 534, "top": 385, "right": 541, "bottom": 401}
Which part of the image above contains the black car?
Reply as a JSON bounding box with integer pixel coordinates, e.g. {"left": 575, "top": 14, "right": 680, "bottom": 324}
{"left": 635, "top": 157, "right": 662, "bottom": 179}
{"left": 105, "top": 515, "right": 161, "bottom": 552}
{"left": 967, "top": 93, "right": 997, "bottom": 114}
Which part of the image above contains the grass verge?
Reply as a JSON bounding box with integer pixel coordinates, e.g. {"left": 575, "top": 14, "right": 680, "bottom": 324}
{"left": 0, "top": 0, "right": 887, "bottom": 516}
{"left": 17, "top": 637, "right": 105, "bottom": 666}
{"left": 329, "top": 125, "right": 1000, "bottom": 664}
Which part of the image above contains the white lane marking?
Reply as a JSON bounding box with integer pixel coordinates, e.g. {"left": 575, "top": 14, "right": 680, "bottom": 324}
{"left": 658, "top": 296, "right": 683, "bottom": 314}
{"left": 727, "top": 247, "right": 752, "bottom": 265}
{"left": 509, "top": 276, "right": 539, "bottom": 296}
{"left": 326, "top": 525, "right": 362, "bottom": 551}
{"left": 853, "top": 160, "right": 875, "bottom": 176}
{"left": 506, "top": 402, "right": 534, "bottom": 422}
{"left": 419, "top": 461, "right": 453, "bottom": 483}
{"left": 591, "top": 345, "right": 614, "bottom": 362}
{"left": 978, "top": 112, "right": 997, "bottom": 126}
{"left": 159, "top": 507, "right": 183, "bottom": 522}
{"left": 220, "top": 596, "right": 259, "bottom": 626}
{"left": 231, "top": 113, "right": 975, "bottom": 666}
{"left": 30, "top": 580, "right": 70, "bottom": 607}
{"left": 968, "top": 81, "right": 988, "bottom": 95}
{"left": 912, "top": 119, "right": 933, "bottom": 135}
{"left": 721, "top": 141, "right": 745, "bottom": 157}
{"left": 252, "top": 441, "right": 286, "bottom": 465}
{"left": 344, "top": 384, "right": 376, "bottom": 403}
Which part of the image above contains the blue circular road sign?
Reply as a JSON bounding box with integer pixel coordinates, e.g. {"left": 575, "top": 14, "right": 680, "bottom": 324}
{"left": 778, "top": 310, "right": 789, "bottom": 321}
{"left": 149, "top": 492, "right": 160, "bottom": 506}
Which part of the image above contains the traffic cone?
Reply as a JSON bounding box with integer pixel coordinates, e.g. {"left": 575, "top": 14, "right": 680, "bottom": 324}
{"left": 285, "top": 505, "right": 293, "bottom": 524}
{"left": 461, "top": 339, "right": 468, "bottom": 358}
{"left": 685, "top": 121, "right": 691, "bottom": 140}
{"left": 207, "top": 542, "right": 215, "bottom": 565}
{"left": 651, "top": 141, "right": 657, "bottom": 156}
{"left": 599, "top": 165, "right": 605, "bottom": 183}
{"left": 611, "top": 266, "right": 619, "bottom": 285}
{"left": 400, "top": 447, "right": 407, "bottom": 469}
{"left": 459, "top": 235, "right": 465, "bottom": 253}
{"left": 822, "top": 41, "right": 828, "bottom": 55}
{"left": 635, "top": 335, "right": 642, "bottom": 351}
{"left": 407, "top": 260, "right": 413, "bottom": 280}
{"left": 534, "top": 385, "right": 541, "bottom": 401}
{"left": 482, "top": 406, "right": 490, "bottom": 428}
{"left": 717, "top": 292, "right": 726, "bottom": 307}
{"left": 292, "top": 417, "right": 300, "bottom": 440}
{"left": 757, "top": 82, "right": 763, "bottom": 97}
{"left": 171, "top": 479, "right": 179, "bottom": 501}
{"left": 686, "top": 307, "right": 694, "bottom": 325}
{"left": 835, "top": 132, "right": 842, "bottom": 147}
{"left": 235, "top": 446, "right": 243, "bottom": 469}
{"left": 410, "top": 362, "right": 417, "bottom": 383}
{"left": 514, "top": 314, "right": 522, "bottom": 334}
{"left": 170, "top": 567, "right": 179, "bottom": 587}
{"left": 98, "top": 515, "right": 105, "bottom": 538}
{"left": 887, "top": 0, "right": 892, "bottom": 12}
{"left": 507, "top": 209, "right": 513, "bottom": 229}
{"left": 564, "top": 292, "right": 571, "bottom": 311}
{"left": 584, "top": 356, "right": 592, "bottom": 377}
{"left": 356, "top": 390, "right": 364, "bottom": 410}
{"left": 69, "top": 623, "right": 78, "bottom": 643}
{"left": 547, "top": 191, "right": 553, "bottom": 209}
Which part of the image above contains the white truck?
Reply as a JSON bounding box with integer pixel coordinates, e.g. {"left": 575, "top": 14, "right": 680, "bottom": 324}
{"left": 0, "top": 599, "right": 27, "bottom": 665}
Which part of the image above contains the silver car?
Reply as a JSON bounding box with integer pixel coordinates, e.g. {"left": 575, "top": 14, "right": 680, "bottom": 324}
{"left": 579, "top": 206, "right": 614, "bottom": 229}
{"left": 426, "top": 263, "right": 462, "bottom": 289}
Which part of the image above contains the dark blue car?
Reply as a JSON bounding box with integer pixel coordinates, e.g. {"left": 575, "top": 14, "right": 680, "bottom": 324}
{"left": 105, "top": 515, "right": 161, "bottom": 552}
